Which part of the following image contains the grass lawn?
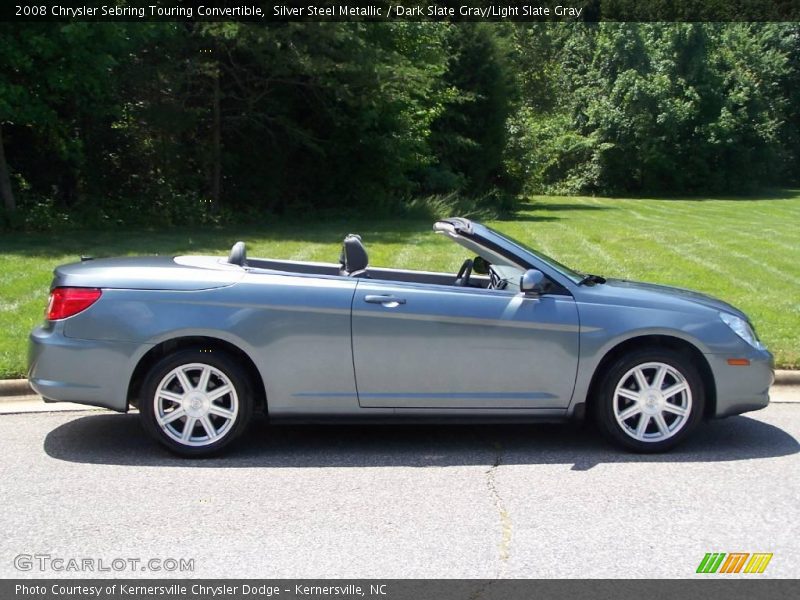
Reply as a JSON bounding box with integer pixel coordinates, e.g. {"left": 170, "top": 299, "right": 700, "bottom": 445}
{"left": 1, "top": 191, "right": 798, "bottom": 377}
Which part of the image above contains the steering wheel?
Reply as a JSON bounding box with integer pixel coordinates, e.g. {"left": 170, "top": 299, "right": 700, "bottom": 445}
{"left": 488, "top": 266, "right": 508, "bottom": 291}
{"left": 455, "top": 258, "right": 473, "bottom": 287}
{"left": 489, "top": 267, "right": 501, "bottom": 290}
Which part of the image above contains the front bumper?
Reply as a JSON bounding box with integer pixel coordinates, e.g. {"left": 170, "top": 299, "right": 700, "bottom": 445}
{"left": 706, "top": 347, "right": 774, "bottom": 418}
{"left": 28, "top": 323, "right": 148, "bottom": 412}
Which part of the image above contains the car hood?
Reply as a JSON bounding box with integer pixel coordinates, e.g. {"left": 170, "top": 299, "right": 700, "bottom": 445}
{"left": 588, "top": 278, "right": 748, "bottom": 319}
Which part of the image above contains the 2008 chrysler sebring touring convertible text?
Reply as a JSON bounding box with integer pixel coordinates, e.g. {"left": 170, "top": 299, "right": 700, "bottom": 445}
{"left": 28, "top": 218, "right": 773, "bottom": 456}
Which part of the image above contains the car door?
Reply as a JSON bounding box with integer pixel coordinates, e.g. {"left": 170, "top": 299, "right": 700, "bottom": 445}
{"left": 351, "top": 279, "right": 580, "bottom": 409}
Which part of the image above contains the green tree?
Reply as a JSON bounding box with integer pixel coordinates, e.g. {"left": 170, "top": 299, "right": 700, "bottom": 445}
{"left": 427, "top": 23, "right": 518, "bottom": 204}
{"left": 0, "top": 23, "right": 140, "bottom": 213}
{"left": 508, "top": 23, "right": 797, "bottom": 195}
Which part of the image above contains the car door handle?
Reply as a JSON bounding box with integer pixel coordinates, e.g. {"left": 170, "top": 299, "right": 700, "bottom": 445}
{"left": 364, "top": 295, "right": 406, "bottom": 306}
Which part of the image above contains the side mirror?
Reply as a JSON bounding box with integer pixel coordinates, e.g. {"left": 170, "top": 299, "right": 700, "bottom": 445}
{"left": 520, "top": 269, "right": 546, "bottom": 295}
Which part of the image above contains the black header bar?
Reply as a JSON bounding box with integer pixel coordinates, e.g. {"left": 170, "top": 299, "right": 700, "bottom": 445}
{"left": 3, "top": 1, "right": 800, "bottom": 23}
{"left": 3, "top": 579, "right": 800, "bottom": 600}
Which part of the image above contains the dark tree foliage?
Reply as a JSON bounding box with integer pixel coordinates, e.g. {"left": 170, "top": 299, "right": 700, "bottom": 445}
{"left": 778, "top": 24, "right": 800, "bottom": 185}
{"left": 508, "top": 23, "right": 799, "bottom": 195}
{"left": 0, "top": 23, "right": 141, "bottom": 214}
{"left": 426, "top": 23, "right": 519, "bottom": 206}
{"left": 0, "top": 22, "right": 798, "bottom": 228}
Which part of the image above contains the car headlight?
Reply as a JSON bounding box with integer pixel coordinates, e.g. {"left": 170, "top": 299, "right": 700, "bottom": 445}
{"left": 720, "top": 312, "right": 764, "bottom": 350}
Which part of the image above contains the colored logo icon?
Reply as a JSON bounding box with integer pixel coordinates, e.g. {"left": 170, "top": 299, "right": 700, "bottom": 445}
{"left": 697, "top": 553, "right": 773, "bottom": 574}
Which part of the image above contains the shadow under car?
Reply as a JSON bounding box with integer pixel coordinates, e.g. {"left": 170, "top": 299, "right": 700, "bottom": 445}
{"left": 43, "top": 413, "right": 799, "bottom": 471}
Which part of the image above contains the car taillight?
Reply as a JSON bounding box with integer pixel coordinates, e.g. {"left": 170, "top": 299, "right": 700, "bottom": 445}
{"left": 46, "top": 287, "right": 102, "bottom": 320}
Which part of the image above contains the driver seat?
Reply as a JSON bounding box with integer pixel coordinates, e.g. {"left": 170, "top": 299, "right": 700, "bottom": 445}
{"left": 339, "top": 234, "right": 370, "bottom": 278}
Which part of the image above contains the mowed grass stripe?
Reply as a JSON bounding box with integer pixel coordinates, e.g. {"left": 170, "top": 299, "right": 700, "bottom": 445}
{"left": 530, "top": 203, "right": 755, "bottom": 294}
{"left": 616, "top": 201, "right": 800, "bottom": 286}
{"left": 613, "top": 210, "right": 764, "bottom": 294}
{"left": 641, "top": 201, "right": 800, "bottom": 246}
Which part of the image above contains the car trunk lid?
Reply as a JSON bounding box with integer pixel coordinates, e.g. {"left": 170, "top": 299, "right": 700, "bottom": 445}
{"left": 53, "top": 256, "right": 244, "bottom": 291}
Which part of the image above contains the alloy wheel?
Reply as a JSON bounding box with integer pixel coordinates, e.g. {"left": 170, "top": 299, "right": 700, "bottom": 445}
{"left": 612, "top": 361, "right": 692, "bottom": 443}
{"left": 153, "top": 362, "right": 240, "bottom": 447}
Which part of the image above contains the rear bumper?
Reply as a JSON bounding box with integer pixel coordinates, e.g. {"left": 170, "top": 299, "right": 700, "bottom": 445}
{"left": 706, "top": 348, "right": 774, "bottom": 418}
{"left": 28, "top": 324, "right": 147, "bottom": 412}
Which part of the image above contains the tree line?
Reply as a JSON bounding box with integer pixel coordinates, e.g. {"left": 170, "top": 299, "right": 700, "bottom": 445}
{"left": 1, "top": 22, "right": 798, "bottom": 228}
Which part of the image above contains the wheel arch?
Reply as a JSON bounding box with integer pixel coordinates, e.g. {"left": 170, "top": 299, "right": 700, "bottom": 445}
{"left": 127, "top": 335, "right": 267, "bottom": 413}
{"left": 584, "top": 334, "right": 716, "bottom": 419}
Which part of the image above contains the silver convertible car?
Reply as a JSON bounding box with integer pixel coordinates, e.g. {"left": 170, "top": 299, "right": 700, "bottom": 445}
{"left": 29, "top": 218, "right": 773, "bottom": 456}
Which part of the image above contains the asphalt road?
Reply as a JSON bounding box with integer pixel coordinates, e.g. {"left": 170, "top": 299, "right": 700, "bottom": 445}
{"left": 0, "top": 395, "right": 798, "bottom": 579}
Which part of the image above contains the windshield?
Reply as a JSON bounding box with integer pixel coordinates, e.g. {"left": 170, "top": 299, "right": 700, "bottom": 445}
{"left": 485, "top": 225, "right": 585, "bottom": 284}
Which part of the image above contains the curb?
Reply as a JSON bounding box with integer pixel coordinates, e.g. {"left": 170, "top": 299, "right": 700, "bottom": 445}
{"left": 0, "top": 379, "right": 32, "bottom": 398}
{"left": 1, "top": 370, "right": 799, "bottom": 400}
{"left": 775, "top": 369, "right": 800, "bottom": 385}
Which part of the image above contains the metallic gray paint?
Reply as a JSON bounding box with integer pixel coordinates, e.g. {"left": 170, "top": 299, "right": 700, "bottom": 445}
{"left": 28, "top": 220, "right": 773, "bottom": 422}
{"left": 352, "top": 280, "right": 579, "bottom": 409}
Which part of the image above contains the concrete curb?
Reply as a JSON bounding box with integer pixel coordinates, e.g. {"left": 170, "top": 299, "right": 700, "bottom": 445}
{"left": 775, "top": 369, "right": 800, "bottom": 385}
{"left": 0, "top": 379, "right": 32, "bottom": 398}
{"left": 1, "top": 369, "right": 798, "bottom": 400}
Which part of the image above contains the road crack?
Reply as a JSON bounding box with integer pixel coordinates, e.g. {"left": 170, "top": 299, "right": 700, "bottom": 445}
{"left": 485, "top": 441, "right": 512, "bottom": 577}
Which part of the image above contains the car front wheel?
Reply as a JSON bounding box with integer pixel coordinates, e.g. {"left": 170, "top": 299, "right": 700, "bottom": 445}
{"left": 594, "top": 349, "right": 705, "bottom": 452}
{"left": 139, "top": 349, "right": 254, "bottom": 457}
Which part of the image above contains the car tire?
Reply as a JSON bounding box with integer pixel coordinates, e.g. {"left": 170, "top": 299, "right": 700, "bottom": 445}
{"left": 593, "top": 348, "right": 705, "bottom": 453}
{"left": 139, "top": 348, "right": 254, "bottom": 457}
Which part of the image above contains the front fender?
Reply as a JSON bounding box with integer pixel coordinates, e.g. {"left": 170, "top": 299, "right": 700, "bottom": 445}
{"left": 568, "top": 301, "right": 724, "bottom": 415}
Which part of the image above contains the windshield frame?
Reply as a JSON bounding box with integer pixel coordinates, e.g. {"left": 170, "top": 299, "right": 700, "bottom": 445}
{"left": 433, "top": 218, "right": 587, "bottom": 289}
{"left": 481, "top": 225, "right": 586, "bottom": 284}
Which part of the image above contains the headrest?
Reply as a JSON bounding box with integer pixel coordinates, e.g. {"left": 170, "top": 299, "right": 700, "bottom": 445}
{"left": 340, "top": 234, "right": 368, "bottom": 273}
{"left": 228, "top": 241, "right": 247, "bottom": 266}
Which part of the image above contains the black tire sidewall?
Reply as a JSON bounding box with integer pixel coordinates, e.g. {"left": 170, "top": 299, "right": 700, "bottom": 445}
{"left": 139, "top": 348, "right": 254, "bottom": 457}
{"left": 594, "top": 348, "right": 705, "bottom": 453}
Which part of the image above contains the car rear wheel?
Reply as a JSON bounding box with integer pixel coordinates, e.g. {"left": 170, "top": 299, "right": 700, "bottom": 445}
{"left": 139, "top": 348, "right": 254, "bottom": 457}
{"left": 594, "top": 348, "right": 704, "bottom": 453}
